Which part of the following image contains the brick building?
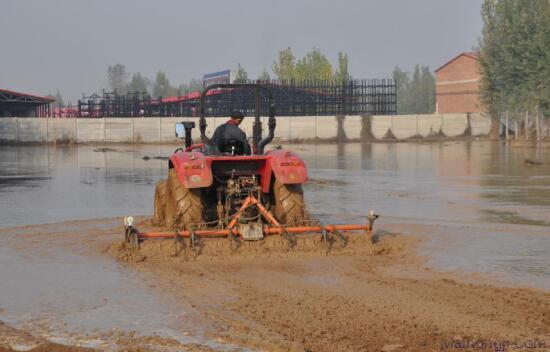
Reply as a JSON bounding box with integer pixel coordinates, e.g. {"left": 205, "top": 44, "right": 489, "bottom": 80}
{"left": 435, "top": 52, "right": 483, "bottom": 114}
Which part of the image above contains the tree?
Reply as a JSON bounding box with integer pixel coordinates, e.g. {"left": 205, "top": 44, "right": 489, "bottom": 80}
{"left": 257, "top": 68, "right": 271, "bottom": 82}
{"left": 178, "top": 78, "right": 203, "bottom": 94}
{"left": 420, "top": 65, "right": 436, "bottom": 113}
{"left": 295, "top": 48, "right": 333, "bottom": 81}
{"left": 127, "top": 72, "right": 149, "bottom": 93}
{"left": 393, "top": 66, "right": 410, "bottom": 114}
{"left": 334, "top": 52, "right": 350, "bottom": 82}
{"left": 234, "top": 63, "right": 248, "bottom": 82}
{"left": 274, "top": 47, "right": 350, "bottom": 81}
{"left": 272, "top": 47, "right": 296, "bottom": 81}
{"left": 54, "top": 89, "right": 64, "bottom": 108}
{"left": 152, "top": 70, "right": 174, "bottom": 98}
{"left": 479, "top": 0, "right": 550, "bottom": 138}
{"left": 392, "top": 65, "right": 435, "bottom": 114}
{"left": 107, "top": 64, "right": 129, "bottom": 95}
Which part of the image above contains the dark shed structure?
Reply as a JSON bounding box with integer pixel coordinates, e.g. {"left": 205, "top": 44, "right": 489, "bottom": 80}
{"left": 0, "top": 89, "right": 54, "bottom": 117}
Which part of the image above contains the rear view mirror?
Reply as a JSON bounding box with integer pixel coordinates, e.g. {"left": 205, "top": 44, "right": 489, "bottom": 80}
{"left": 175, "top": 123, "right": 185, "bottom": 139}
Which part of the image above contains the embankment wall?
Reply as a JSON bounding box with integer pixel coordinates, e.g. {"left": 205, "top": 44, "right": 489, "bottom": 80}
{"left": 0, "top": 113, "right": 492, "bottom": 144}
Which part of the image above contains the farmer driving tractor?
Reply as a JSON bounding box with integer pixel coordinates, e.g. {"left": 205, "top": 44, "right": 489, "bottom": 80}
{"left": 211, "top": 111, "right": 251, "bottom": 155}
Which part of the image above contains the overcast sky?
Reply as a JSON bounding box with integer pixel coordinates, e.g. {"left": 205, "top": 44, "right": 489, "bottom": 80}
{"left": 1, "top": 0, "right": 483, "bottom": 102}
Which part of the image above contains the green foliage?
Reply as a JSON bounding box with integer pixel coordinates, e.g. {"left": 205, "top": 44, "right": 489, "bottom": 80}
{"left": 105, "top": 65, "right": 205, "bottom": 98}
{"left": 152, "top": 70, "right": 175, "bottom": 98}
{"left": 107, "top": 64, "right": 129, "bottom": 95}
{"left": 234, "top": 63, "right": 248, "bottom": 82}
{"left": 294, "top": 48, "right": 333, "bottom": 81}
{"left": 127, "top": 72, "right": 150, "bottom": 94}
{"left": 479, "top": 0, "right": 550, "bottom": 117}
{"left": 392, "top": 65, "right": 435, "bottom": 114}
{"left": 178, "top": 79, "right": 203, "bottom": 95}
{"left": 334, "top": 52, "right": 350, "bottom": 82}
{"left": 272, "top": 47, "right": 348, "bottom": 81}
{"left": 272, "top": 47, "right": 296, "bottom": 81}
{"left": 257, "top": 68, "right": 271, "bottom": 81}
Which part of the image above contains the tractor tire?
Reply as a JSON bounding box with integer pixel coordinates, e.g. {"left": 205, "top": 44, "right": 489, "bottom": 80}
{"left": 273, "top": 179, "right": 306, "bottom": 225}
{"left": 165, "top": 168, "right": 204, "bottom": 229}
{"left": 153, "top": 179, "right": 168, "bottom": 226}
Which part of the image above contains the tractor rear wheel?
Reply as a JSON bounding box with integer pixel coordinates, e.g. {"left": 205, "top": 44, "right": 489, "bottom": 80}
{"left": 273, "top": 179, "right": 306, "bottom": 225}
{"left": 165, "top": 168, "right": 204, "bottom": 229}
{"left": 153, "top": 180, "right": 168, "bottom": 226}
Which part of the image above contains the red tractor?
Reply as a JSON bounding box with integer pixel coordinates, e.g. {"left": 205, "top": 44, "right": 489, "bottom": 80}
{"left": 126, "top": 84, "right": 377, "bottom": 250}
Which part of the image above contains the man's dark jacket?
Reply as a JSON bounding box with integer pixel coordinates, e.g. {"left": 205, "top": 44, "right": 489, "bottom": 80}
{"left": 211, "top": 119, "right": 251, "bottom": 155}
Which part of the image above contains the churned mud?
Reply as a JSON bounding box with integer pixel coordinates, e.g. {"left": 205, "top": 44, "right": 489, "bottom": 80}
{"left": 109, "top": 226, "right": 550, "bottom": 352}
{"left": 0, "top": 321, "right": 93, "bottom": 352}
{"left": 1, "top": 218, "right": 549, "bottom": 351}
{"left": 0, "top": 320, "right": 217, "bottom": 352}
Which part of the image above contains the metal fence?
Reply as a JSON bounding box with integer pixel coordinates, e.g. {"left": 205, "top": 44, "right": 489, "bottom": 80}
{"left": 55, "top": 79, "right": 396, "bottom": 118}
{"left": 192, "top": 79, "right": 396, "bottom": 117}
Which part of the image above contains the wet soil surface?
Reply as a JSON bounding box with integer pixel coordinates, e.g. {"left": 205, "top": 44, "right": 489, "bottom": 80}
{"left": 1, "top": 142, "right": 549, "bottom": 351}
{"left": 109, "top": 228, "right": 550, "bottom": 352}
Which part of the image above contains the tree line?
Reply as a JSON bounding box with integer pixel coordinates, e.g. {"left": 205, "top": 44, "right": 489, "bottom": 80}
{"left": 50, "top": 46, "right": 437, "bottom": 114}
{"left": 107, "top": 64, "right": 203, "bottom": 99}
{"left": 479, "top": 0, "right": 549, "bottom": 140}
{"left": 98, "top": 48, "right": 352, "bottom": 100}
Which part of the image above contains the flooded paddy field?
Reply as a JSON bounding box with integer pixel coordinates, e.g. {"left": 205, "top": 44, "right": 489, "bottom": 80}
{"left": 0, "top": 141, "right": 549, "bottom": 351}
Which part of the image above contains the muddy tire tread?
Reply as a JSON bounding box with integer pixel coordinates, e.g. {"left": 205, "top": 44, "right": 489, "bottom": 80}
{"left": 273, "top": 179, "right": 305, "bottom": 225}
{"left": 166, "top": 168, "right": 204, "bottom": 229}
{"left": 153, "top": 180, "right": 168, "bottom": 226}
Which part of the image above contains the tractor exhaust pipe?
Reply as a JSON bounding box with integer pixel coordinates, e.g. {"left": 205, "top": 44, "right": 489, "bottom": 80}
{"left": 257, "top": 106, "right": 276, "bottom": 154}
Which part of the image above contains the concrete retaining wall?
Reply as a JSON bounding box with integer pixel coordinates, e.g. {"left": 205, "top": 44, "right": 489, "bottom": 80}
{"left": 77, "top": 119, "right": 104, "bottom": 143}
{"left": 49, "top": 119, "right": 77, "bottom": 143}
{"left": 0, "top": 113, "right": 493, "bottom": 144}
{"left": 133, "top": 118, "right": 160, "bottom": 143}
{"left": 0, "top": 118, "right": 18, "bottom": 142}
{"left": 105, "top": 118, "right": 133, "bottom": 143}
{"left": 17, "top": 119, "right": 47, "bottom": 142}
{"left": 344, "top": 115, "right": 363, "bottom": 140}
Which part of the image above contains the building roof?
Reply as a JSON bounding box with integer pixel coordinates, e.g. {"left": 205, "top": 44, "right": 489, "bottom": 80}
{"left": 435, "top": 52, "right": 479, "bottom": 73}
{"left": 0, "top": 88, "right": 55, "bottom": 104}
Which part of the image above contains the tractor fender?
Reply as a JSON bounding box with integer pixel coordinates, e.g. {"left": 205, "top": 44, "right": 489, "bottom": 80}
{"left": 169, "top": 150, "right": 213, "bottom": 189}
{"left": 264, "top": 149, "right": 308, "bottom": 189}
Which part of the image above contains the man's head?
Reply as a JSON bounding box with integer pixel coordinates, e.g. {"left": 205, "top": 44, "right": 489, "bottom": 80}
{"left": 230, "top": 111, "right": 245, "bottom": 125}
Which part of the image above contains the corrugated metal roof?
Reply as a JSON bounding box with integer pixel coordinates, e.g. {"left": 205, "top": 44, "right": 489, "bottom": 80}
{"left": 0, "top": 88, "right": 55, "bottom": 103}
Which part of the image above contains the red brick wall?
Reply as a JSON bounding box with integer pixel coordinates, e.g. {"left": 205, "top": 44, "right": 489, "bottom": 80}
{"left": 436, "top": 55, "right": 484, "bottom": 113}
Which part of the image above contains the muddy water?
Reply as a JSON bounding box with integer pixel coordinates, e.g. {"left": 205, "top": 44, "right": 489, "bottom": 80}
{"left": 0, "top": 141, "right": 549, "bottom": 346}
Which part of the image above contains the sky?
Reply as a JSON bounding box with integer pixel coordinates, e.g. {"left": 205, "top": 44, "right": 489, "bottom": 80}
{"left": 0, "top": 0, "right": 483, "bottom": 103}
